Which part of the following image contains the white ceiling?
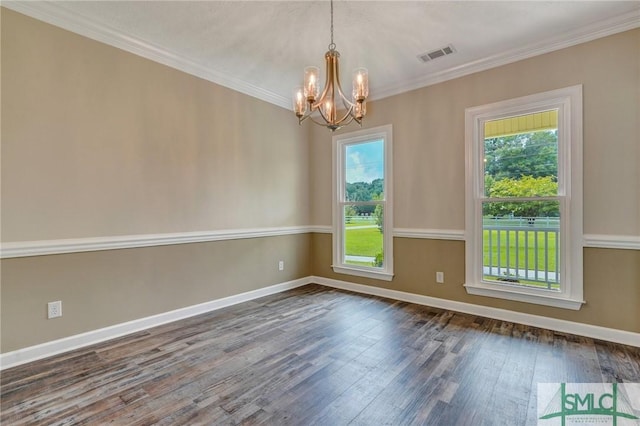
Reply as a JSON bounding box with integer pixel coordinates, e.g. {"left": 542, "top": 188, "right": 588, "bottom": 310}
{"left": 5, "top": 1, "right": 640, "bottom": 109}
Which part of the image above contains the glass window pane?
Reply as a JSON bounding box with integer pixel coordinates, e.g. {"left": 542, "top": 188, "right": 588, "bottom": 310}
{"left": 344, "top": 204, "right": 384, "bottom": 268}
{"left": 483, "top": 110, "right": 558, "bottom": 197}
{"left": 344, "top": 140, "right": 384, "bottom": 202}
{"left": 482, "top": 201, "right": 560, "bottom": 290}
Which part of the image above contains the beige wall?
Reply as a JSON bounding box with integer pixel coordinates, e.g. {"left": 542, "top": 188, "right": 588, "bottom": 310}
{"left": 1, "top": 234, "right": 311, "bottom": 352}
{"left": 310, "top": 29, "right": 640, "bottom": 333}
{"left": 1, "top": 8, "right": 309, "bottom": 242}
{"left": 312, "top": 235, "right": 639, "bottom": 333}
{"left": 312, "top": 29, "right": 640, "bottom": 234}
{"left": 1, "top": 9, "right": 311, "bottom": 352}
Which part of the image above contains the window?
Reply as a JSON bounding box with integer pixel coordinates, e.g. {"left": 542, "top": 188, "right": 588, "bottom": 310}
{"left": 333, "top": 125, "right": 393, "bottom": 281}
{"left": 464, "top": 86, "right": 583, "bottom": 309}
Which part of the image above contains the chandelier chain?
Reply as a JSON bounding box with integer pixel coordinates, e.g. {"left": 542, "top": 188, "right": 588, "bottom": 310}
{"left": 328, "top": 0, "right": 335, "bottom": 51}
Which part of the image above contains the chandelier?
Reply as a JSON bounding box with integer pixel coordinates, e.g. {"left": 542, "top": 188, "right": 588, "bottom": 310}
{"left": 292, "top": 0, "right": 368, "bottom": 132}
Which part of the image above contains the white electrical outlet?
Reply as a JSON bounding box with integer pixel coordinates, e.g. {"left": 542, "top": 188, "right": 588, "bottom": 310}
{"left": 278, "top": 260, "right": 284, "bottom": 271}
{"left": 436, "top": 272, "right": 444, "bottom": 284}
{"left": 47, "top": 301, "right": 62, "bottom": 319}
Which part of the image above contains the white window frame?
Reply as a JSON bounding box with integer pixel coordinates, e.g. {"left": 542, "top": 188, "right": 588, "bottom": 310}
{"left": 464, "top": 85, "right": 584, "bottom": 310}
{"left": 332, "top": 124, "right": 393, "bottom": 281}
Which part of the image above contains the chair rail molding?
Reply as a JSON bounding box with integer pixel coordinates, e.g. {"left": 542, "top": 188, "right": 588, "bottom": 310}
{"left": 0, "top": 227, "right": 313, "bottom": 259}
{"left": 583, "top": 234, "right": 640, "bottom": 250}
{"left": 5, "top": 229, "right": 636, "bottom": 259}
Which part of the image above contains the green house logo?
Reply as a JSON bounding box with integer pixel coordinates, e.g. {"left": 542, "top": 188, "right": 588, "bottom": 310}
{"left": 538, "top": 383, "right": 640, "bottom": 425}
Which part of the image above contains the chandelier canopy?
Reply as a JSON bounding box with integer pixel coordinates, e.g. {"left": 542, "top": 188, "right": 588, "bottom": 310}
{"left": 292, "top": 0, "right": 368, "bottom": 132}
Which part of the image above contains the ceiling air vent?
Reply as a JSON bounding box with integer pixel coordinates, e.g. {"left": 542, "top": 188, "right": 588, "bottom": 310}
{"left": 417, "top": 44, "right": 456, "bottom": 63}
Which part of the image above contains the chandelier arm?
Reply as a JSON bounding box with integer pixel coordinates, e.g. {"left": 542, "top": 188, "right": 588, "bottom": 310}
{"left": 313, "top": 51, "right": 338, "bottom": 111}
{"left": 333, "top": 68, "right": 355, "bottom": 110}
{"left": 308, "top": 113, "right": 355, "bottom": 132}
{"left": 297, "top": 113, "right": 311, "bottom": 124}
{"left": 311, "top": 91, "right": 328, "bottom": 115}
{"left": 300, "top": 100, "right": 353, "bottom": 128}
{"left": 308, "top": 114, "right": 331, "bottom": 127}
{"left": 334, "top": 105, "right": 356, "bottom": 126}
{"left": 340, "top": 94, "right": 355, "bottom": 111}
{"left": 303, "top": 93, "right": 330, "bottom": 123}
{"left": 316, "top": 107, "right": 330, "bottom": 123}
{"left": 312, "top": 94, "right": 356, "bottom": 128}
{"left": 308, "top": 98, "right": 352, "bottom": 120}
{"left": 335, "top": 112, "right": 357, "bottom": 129}
{"left": 314, "top": 84, "right": 331, "bottom": 111}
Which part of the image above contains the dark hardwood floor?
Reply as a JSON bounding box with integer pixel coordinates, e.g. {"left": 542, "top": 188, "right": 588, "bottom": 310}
{"left": 1, "top": 284, "right": 639, "bottom": 425}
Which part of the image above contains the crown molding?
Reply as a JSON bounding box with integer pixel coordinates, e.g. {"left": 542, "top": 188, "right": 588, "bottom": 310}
{"left": 1, "top": 1, "right": 291, "bottom": 109}
{"left": 4, "top": 2, "right": 638, "bottom": 108}
{"left": 371, "top": 9, "right": 640, "bottom": 101}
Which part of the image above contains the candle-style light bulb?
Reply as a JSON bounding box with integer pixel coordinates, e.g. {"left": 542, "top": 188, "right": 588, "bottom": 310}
{"left": 352, "top": 68, "right": 369, "bottom": 102}
{"left": 304, "top": 66, "right": 320, "bottom": 102}
{"left": 292, "top": 87, "right": 306, "bottom": 117}
{"left": 323, "top": 100, "right": 333, "bottom": 121}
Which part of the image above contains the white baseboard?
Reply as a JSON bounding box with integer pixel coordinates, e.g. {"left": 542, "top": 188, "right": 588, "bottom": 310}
{"left": 3, "top": 275, "right": 637, "bottom": 370}
{"left": 311, "top": 276, "right": 640, "bottom": 348}
{"left": 0, "top": 277, "right": 311, "bottom": 370}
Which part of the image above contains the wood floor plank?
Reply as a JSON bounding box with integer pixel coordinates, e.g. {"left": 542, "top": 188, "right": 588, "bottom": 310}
{"left": 2, "top": 284, "right": 639, "bottom": 425}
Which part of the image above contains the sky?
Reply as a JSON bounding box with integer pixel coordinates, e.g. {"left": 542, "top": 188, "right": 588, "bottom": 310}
{"left": 345, "top": 139, "right": 384, "bottom": 183}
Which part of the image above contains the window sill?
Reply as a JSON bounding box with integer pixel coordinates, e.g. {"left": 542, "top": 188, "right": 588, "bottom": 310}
{"left": 332, "top": 265, "right": 394, "bottom": 282}
{"left": 464, "top": 282, "right": 585, "bottom": 310}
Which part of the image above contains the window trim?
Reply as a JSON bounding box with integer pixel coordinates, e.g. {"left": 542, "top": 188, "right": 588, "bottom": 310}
{"left": 464, "top": 85, "right": 584, "bottom": 310}
{"left": 332, "top": 124, "right": 394, "bottom": 281}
